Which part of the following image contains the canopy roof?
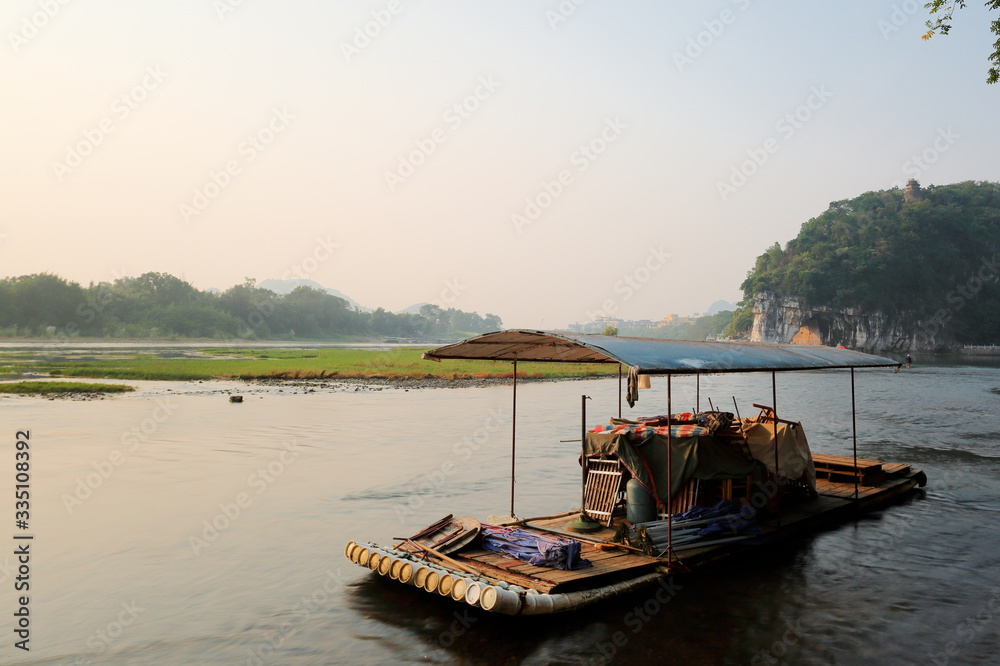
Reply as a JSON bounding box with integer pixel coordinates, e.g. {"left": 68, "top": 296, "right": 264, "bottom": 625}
{"left": 422, "top": 330, "right": 900, "bottom": 375}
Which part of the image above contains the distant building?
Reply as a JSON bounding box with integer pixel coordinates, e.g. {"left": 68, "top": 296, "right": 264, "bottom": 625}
{"left": 904, "top": 179, "right": 923, "bottom": 203}
{"left": 572, "top": 313, "right": 704, "bottom": 332}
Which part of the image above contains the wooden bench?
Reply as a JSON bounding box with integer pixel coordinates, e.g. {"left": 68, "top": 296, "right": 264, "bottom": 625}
{"left": 812, "top": 452, "right": 885, "bottom": 486}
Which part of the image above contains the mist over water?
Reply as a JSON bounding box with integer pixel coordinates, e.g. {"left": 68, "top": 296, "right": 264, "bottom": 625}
{"left": 1, "top": 351, "right": 999, "bottom": 664}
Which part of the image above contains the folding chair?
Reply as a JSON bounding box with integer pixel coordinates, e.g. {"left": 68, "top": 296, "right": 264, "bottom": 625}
{"left": 583, "top": 458, "right": 625, "bottom": 526}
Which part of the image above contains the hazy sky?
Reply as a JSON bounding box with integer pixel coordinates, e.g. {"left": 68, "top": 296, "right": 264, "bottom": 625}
{"left": 2, "top": 1, "right": 998, "bottom": 328}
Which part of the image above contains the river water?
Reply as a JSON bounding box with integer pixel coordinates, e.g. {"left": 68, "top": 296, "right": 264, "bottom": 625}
{"left": 1, "top": 352, "right": 999, "bottom": 665}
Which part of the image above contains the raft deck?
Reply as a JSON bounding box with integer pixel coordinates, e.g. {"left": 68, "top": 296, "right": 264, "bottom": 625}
{"left": 522, "top": 453, "right": 923, "bottom": 572}
{"left": 454, "top": 540, "right": 659, "bottom": 594}
{"left": 345, "top": 453, "right": 924, "bottom": 614}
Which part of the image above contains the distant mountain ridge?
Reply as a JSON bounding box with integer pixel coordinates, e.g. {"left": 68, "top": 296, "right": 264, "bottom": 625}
{"left": 395, "top": 302, "right": 429, "bottom": 315}
{"left": 706, "top": 299, "right": 735, "bottom": 315}
{"left": 257, "top": 278, "right": 372, "bottom": 313}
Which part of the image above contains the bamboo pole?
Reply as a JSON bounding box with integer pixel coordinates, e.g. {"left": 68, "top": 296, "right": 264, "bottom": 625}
{"left": 618, "top": 364, "right": 622, "bottom": 418}
{"left": 504, "top": 509, "right": 581, "bottom": 527}
{"left": 667, "top": 373, "right": 673, "bottom": 560}
{"left": 852, "top": 367, "right": 858, "bottom": 500}
{"left": 581, "top": 394, "right": 589, "bottom": 519}
{"left": 772, "top": 371, "right": 780, "bottom": 526}
{"left": 404, "top": 540, "right": 481, "bottom": 577}
{"left": 510, "top": 359, "right": 517, "bottom": 517}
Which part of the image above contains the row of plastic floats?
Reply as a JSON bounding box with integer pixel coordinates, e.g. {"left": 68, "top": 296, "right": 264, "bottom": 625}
{"left": 344, "top": 540, "right": 568, "bottom": 615}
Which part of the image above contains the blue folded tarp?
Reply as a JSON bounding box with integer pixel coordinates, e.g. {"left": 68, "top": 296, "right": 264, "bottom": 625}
{"left": 481, "top": 526, "right": 592, "bottom": 570}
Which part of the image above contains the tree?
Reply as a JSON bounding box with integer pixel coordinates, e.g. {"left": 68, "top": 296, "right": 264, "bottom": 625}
{"left": 123, "top": 272, "right": 198, "bottom": 306}
{"left": 0, "top": 271, "right": 508, "bottom": 340}
{"left": 723, "top": 301, "right": 756, "bottom": 338}
{"left": 602, "top": 325, "right": 618, "bottom": 336}
{"left": 923, "top": 1, "right": 1000, "bottom": 83}
{"left": 483, "top": 313, "right": 503, "bottom": 330}
{"left": 5, "top": 274, "right": 87, "bottom": 333}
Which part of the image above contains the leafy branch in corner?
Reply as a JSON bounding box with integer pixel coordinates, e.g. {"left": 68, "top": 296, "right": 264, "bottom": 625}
{"left": 923, "top": 0, "right": 1000, "bottom": 84}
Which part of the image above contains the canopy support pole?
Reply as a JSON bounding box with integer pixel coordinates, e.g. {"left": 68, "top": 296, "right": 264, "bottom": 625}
{"left": 581, "top": 394, "right": 589, "bottom": 516}
{"left": 772, "top": 371, "right": 780, "bottom": 526}
{"left": 696, "top": 374, "right": 700, "bottom": 412}
{"left": 851, "top": 367, "right": 858, "bottom": 500}
{"left": 667, "top": 373, "right": 673, "bottom": 561}
{"left": 567, "top": 395, "right": 599, "bottom": 532}
{"left": 618, "top": 364, "right": 622, "bottom": 418}
{"left": 510, "top": 359, "right": 517, "bottom": 517}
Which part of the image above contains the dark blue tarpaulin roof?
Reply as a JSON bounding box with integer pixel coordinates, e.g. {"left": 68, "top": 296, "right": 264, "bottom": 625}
{"left": 422, "top": 330, "right": 900, "bottom": 375}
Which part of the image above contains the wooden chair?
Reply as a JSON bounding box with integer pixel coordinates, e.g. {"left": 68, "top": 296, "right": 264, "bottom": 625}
{"left": 583, "top": 458, "right": 625, "bottom": 526}
{"left": 718, "top": 476, "right": 753, "bottom": 502}
{"left": 657, "top": 478, "right": 700, "bottom": 520}
{"left": 751, "top": 404, "right": 800, "bottom": 430}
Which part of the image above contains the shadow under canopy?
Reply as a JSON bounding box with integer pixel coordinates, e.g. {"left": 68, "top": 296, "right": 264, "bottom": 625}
{"left": 422, "top": 330, "right": 901, "bottom": 552}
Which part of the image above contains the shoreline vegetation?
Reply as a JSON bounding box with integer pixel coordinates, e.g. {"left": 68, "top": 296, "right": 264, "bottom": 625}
{"left": 1, "top": 345, "right": 994, "bottom": 394}
{"left": 0, "top": 381, "right": 135, "bottom": 395}
{"left": 0, "top": 347, "right": 619, "bottom": 383}
{"left": 0, "top": 272, "right": 738, "bottom": 345}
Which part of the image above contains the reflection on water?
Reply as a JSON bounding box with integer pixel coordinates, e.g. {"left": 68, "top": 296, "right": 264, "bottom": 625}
{"left": 1, "top": 357, "right": 999, "bottom": 664}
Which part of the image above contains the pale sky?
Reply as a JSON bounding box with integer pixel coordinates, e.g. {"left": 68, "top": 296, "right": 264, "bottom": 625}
{"left": 2, "top": 1, "right": 998, "bottom": 329}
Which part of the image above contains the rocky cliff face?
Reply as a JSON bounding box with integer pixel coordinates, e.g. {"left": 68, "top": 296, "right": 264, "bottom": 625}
{"left": 750, "top": 293, "right": 950, "bottom": 352}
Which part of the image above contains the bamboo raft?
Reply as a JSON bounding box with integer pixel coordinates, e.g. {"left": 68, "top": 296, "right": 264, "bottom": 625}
{"left": 344, "top": 453, "right": 925, "bottom": 615}
{"left": 344, "top": 331, "right": 921, "bottom": 615}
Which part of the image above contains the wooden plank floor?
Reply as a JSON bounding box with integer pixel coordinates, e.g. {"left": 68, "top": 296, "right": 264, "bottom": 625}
{"left": 815, "top": 478, "right": 883, "bottom": 498}
{"left": 457, "top": 542, "right": 659, "bottom": 593}
{"left": 812, "top": 453, "right": 915, "bottom": 487}
{"left": 882, "top": 462, "right": 912, "bottom": 475}
{"left": 675, "top": 471, "right": 922, "bottom": 565}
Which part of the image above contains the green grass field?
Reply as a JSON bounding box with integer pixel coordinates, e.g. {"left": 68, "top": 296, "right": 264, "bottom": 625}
{"left": 0, "top": 381, "right": 135, "bottom": 395}
{"left": 2, "top": 347, "right": 619, "bottom": 382}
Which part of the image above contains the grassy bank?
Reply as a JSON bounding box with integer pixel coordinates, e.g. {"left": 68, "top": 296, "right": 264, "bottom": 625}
{"left": 6, "top": 347, "right": 619, "bottom": 382}
{"left": 0, "top": 381, "right": 135, "bottom": 395}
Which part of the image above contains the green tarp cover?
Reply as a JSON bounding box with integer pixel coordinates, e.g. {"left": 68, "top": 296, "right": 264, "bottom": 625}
{"left": 583, "top": 431, "right": 768, "bottom": 503}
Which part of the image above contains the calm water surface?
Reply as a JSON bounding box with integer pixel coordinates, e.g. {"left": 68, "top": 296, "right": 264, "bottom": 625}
{"left": 1, "top": 355, "right": 999, "bottom": 665}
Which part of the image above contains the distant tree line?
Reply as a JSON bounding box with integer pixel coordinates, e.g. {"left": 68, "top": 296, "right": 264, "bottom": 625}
{"left": 726, "top": 180, "right": 1000, "bottom": 343}
{"left": 617, "top": 311, "right": 735, "bottom": 341}
{"left": 0, "top": 273, "right": 502, "bottom": 340}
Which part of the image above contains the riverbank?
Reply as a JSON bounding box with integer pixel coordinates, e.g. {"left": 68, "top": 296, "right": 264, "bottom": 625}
{"left": 959, "top": 346, "right": 1000, "bottom": 355}
{"left": 0, "top": 346, "right": 618, "bottom": 382}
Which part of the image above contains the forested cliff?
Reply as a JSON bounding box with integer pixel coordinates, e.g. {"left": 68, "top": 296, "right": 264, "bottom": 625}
{"left": 730, "top": 180, "right": 1000, "bottom": 351}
